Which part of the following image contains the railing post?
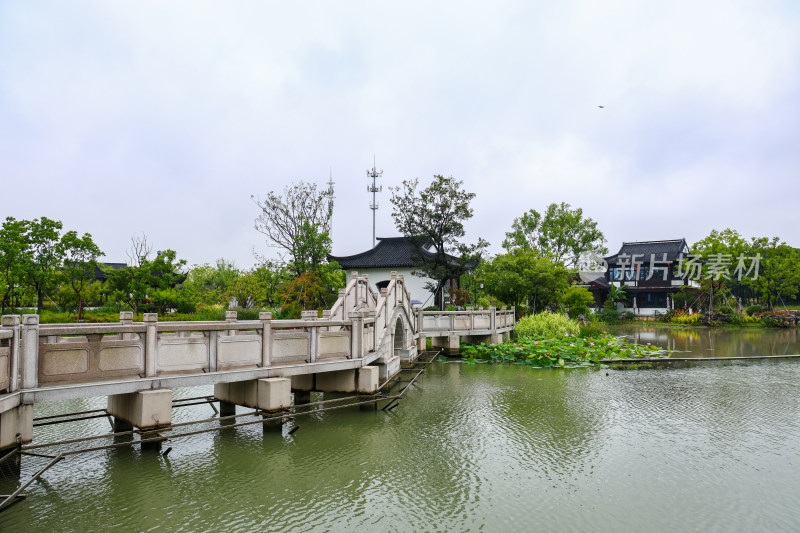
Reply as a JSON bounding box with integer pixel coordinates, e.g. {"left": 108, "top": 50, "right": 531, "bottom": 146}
{"left": 260, "top": 312, "right": 272, "bottom": 367}
{"left": 2, "top": 315, "right": 21, "bottom": 393}
{"left": 20, "top": 314, "right": 39, "bottom": 390}
{"left": 120, "top": 311, "right": 135, "bottom": 340}
{"left": 351, "top": 272, "right": 359, "bottom": 306}
{"left": 417, "top": 307, "right": 424, "bottom": 333}
{"left": 490, "top": 306, "right": 497, "bottom": 333}
{"left": 449, "top": 312, "right": 455, "bottom": 332}
{"left": 144, "top": 313, "right": 158, "bottom": 377}
{"left": 302, "top": 311, "right": 318, "bottom": 363}
{"left": 338, "top": 289, "right": 346, "bottom": 319}
{"left": 225, "top": 310, "right": 237, "bottom": 336}
{"left": 511, "top": 306, "right": 516, "bottom": 327}
{"left": 349, "top": 311, "right": 364, "bottom": 359}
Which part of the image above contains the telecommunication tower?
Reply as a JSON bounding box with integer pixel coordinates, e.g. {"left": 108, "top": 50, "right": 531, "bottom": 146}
{"left": 366, "top": 156, "right": 383, "bottom": 248}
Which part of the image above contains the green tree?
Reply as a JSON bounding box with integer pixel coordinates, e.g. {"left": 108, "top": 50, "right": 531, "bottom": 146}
{"left": 744, "top": 238, "right": 800, "bottom": 311}
{"left": 0, "top": 217, "right": 32, "bottom": 313}
{"left": 25, "top": 217, "right": 65, "bottom": 313}
{"left": 252, "top": 181, "right": 335, "bottom": 277}
{"left": 477, "top": 250, "right": 571, "bottom": 312}
{"left": 106, "top": 249, "right": 186, "bottom": 314}
{"left": 59, "top": 230, "right": 103, "bottom": 320}
{"left": 390, "top": 175, "right": 487, "bottom": 308}
{"left": 502, "top": 202, "right": 607, "bottom": 267}
{"left": 562, "top": 286, "right": 595, "bottom": 318}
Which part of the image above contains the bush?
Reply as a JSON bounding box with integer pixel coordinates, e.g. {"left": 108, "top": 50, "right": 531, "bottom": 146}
{"left": 562, "top": 286, "right": 595, "bottom": 319}
{"left": 424, "top": 306, "right": 440, "bottom": 312}
{"left": 621, "top": 311, "right": 636, "bottom": 320}
{"left": 746, "top": 304, "right": 762, "bottom": 316}
{"left": 514, "top": 311, "right": 580, "bottom": 338}
{"left": 596, "top": 308, "right": 619, "bottom": 324}
{"left": 445, "top": 304, "right": 457, "bottom": 311}
{"left": 718, "top": 305, "right": 733, "bottom": 315}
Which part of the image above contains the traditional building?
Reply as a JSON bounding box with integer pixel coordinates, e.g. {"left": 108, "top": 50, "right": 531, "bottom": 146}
{"left": 329, "top": 237, "right": 464, "bottom": 308}
{"left": 601, "top": 238, "right": 699, "bottom": 316}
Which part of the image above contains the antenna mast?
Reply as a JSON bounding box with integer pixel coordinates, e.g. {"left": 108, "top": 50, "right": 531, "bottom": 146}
{"left": 366, "top": 156, "right": 382, "bottom": 248}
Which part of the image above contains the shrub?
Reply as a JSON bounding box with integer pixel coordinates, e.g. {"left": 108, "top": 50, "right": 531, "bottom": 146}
{"left": 562, "top": 286, "right": 595, "bottom": 319}
{"left": 424, "top": 306, "right": 440, "bottom": 312}
{"left": 514, "top": 311, "right": 580, "bottom": 338}
{"left": 718, "top": 305, "right": 733, "bottom": 315}
{"left": 621, "top": 311, "right": 636, "bottom": 320}
{"left": 445, "top": 304, "right": 457, "bottom": 311}
{"left": 596, "top": 308, "right": 619, "bottom": 323}
{"left": 746, "top": 304, "right": 762, "bottom": 316}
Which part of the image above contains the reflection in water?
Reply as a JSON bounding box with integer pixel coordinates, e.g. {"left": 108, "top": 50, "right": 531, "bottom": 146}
{"left": 2, "top": 362, "right": 800, "bottom": 532}
{"left": 612, "top": 325, "right": 800, "bottom": 357}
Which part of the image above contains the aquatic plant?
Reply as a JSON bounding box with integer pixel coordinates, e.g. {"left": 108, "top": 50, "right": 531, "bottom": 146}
{"left": 514, "top": 311, "right": 580, "bottom": 338}
{"left": 461, "top": 333, "right": 664, "bottom": 368}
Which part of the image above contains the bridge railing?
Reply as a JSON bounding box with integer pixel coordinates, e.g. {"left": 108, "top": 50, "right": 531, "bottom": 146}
{"left": 374, "top": 272, "right": 414, "bottom": 349}
{"left": 329, "top": 272, "right": 379, "bottom": 323}
{"left": 0, "top": 310, "right": 379, "bottom": 391}
{"left": 418, "top": 306, "right": 515, "bottom": 335}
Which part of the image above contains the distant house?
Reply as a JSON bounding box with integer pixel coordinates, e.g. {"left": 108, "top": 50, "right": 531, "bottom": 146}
{"left": 597, "top": 239, "right": 699, "bottom": 316}
{"left": 328, "top": 237, "right": 466, "bottom": 308}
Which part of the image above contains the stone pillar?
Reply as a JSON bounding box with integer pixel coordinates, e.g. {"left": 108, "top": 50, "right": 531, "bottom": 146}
{"left": 1, "top": 315, "right": 21, "bottom": 393}
{"left": 0, "top": 404, "right": 33, "bottom": 451}
{"left": 316, "top": 370, "right": 357, "bottom": 393}
{"left": 20, "top": 314, "right": 39, "bottom": 390}
{"left": 120, "top": 311, "right": 137, "bottom": 341}
{"left": 260, "top": 312, "right": 272, "bottom": 367}
{"left": 357, "top": 366, "right": 379, "bottom": 393}
{"left": 432, "top": 335, "right": 460, "bottom": 355}
{"left": 291, "top": 374, "right": 313, "bottom": 405}
{"left": 416, "top": 334, "right": 426, "bottom": 352}
{"left": 143, "top": 313, "right": 158, "bottom": 377}
{"left": 349, "top": 311, "right": 364, "bottom": 359}
{"left": 225, "top": 310, "right": 237, "bottom": 336}
{"left": 214, "top": 378, "right": 291, "bottom": 411}
{"left": 108, "top": 389, "right": 172, "bottom": 449}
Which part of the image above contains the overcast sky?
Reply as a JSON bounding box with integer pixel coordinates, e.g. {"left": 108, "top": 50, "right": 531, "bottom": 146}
{"left": 2, "top": 1, "right": 799, "bottom": 268}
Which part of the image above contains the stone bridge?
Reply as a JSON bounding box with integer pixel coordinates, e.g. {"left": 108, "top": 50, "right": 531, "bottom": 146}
{"left": 0, "top": 272, "right": 514, "bottom": 452}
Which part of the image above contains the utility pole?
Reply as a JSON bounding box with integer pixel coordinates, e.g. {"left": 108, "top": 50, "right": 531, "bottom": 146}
{"left": 366, "top": 156, "right": 382, "bottom": 248}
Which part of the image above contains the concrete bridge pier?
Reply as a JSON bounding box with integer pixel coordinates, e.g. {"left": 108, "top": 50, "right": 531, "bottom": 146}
{"left": 107, "top": 389, "right": 172, "bottom": 450}
{"left": 291, "top": 375, "right": 314, "bottom": 405}
{"left": 314, "top": 367, "right": 379, "bottom": 394}
{"left": 431, "top": 335, "right": 460, "bottom": 356}
{"left": 0, "top": 404, "right": 33, "bottom": 456}
{"left": 214, "top": 378, "right": 292, "bottom": 433}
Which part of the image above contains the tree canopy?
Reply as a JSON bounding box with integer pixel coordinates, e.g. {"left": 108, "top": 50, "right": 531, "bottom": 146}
{"left": 502, "top": 202, "right": 606, "bottom": 267}
{"left": 252, "top": 181, "right": 334, "bottom": 277}
{"left": 390, "top": 175, "right": 487, "bottom": 306}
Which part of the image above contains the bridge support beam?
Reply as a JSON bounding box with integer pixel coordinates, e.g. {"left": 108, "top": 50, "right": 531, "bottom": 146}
{"left": 416, "top": 334, "right": 426, "bottom": 352}
{"left": 214, "top": 378, "right": 292, "bottom": 411}
{"left": 316, "top": 370, "right": 356, "bottom": 393}
{"left": 0, "top": 404, "right": 33, "bottom": 452}
{"left": 108, "top": 390, "right": 172, "bottom": 429}
{"left": 432, "top": 334, "right": 460, "bottom": 355}
{"left": 376, "top": 356, "right": 400, "bottom": 382}
{"left": 357, "top": 366, "right": 379, "bottom": 393}
{"left": 108, "top": 390, "right": 172, "bottom": 450}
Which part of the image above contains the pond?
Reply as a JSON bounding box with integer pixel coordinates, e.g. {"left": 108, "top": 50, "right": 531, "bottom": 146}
{"left": 2, "top": 353, "right": 800, "bottom": 532}
{"left": 610, "top": 324, "right": 800, "bottom": 357}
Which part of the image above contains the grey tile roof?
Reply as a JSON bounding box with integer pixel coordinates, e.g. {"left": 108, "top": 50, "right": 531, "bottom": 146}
{"left": 605, "top": 239, "right": 689, "bottom": 264}
{"left": 329, "top": 237, "right": 461, "bottom": 269}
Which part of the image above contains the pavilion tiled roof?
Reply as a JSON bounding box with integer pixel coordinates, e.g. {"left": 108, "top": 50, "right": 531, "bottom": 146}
{"left": 329, "top": 237, "right": 463, "bottom": 269}
{"left": 605, "top": 239, "right": 689, "bottom": 265}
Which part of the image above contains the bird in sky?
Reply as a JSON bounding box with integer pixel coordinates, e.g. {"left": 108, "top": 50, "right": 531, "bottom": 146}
{"left": 598, "top": 105, "right": 605, "bottom": 108}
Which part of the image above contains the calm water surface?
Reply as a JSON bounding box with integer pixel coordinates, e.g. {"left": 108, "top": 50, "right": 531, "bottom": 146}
{"left": 611, "top": 324, "right": 800, "bottom": 357}
{"left": 2, "top": 357, "right": 800, "bottom": 531}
